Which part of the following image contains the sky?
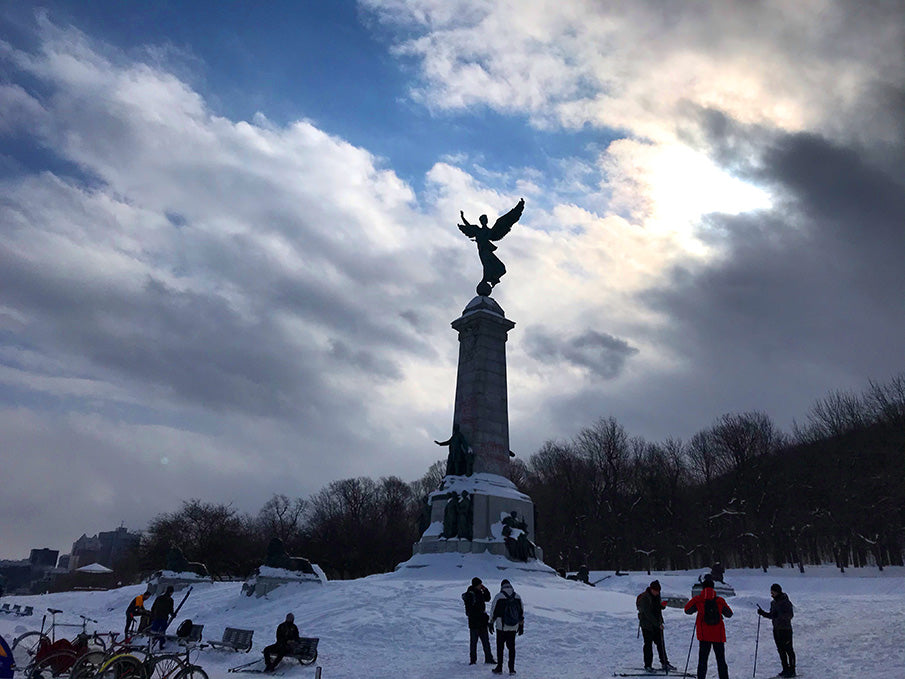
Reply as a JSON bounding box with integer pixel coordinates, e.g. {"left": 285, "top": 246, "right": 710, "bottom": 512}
{"left": 1, "top": 0, "right": 903, "bottom": 559}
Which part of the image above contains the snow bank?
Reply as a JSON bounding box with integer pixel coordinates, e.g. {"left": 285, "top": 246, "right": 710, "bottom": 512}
{"left": 1, "top": 565, "right": 902, "bottom": 678}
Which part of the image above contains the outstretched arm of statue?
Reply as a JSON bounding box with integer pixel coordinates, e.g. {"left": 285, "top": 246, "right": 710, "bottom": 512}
{"left": 435, "top": 438, "right": 452, "bottom": 446}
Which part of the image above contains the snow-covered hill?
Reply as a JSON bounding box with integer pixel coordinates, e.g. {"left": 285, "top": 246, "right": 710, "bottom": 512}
{"left": 1, "top": 554, "right": 902, "bottom": 678}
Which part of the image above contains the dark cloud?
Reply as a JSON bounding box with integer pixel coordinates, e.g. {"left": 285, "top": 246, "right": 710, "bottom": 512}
{"left": 525, "top": 327, "right": 639, "bottom": 379}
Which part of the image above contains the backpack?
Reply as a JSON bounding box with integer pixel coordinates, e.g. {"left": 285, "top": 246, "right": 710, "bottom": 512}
{"left": 462, "top": 590, "right": 476, "bottom": 617}
{"left": 703, "top": 598, "right": 721, "bottom": 626}
{"left": 501, "top": 593, "right": 522, "bottom": 627}
{"left": 176, "top": 619, "right": 193, "bottom": 638}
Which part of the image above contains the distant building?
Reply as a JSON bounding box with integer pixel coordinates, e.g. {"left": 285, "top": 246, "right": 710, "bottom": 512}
{"left": 57, "top": 554, "right": 70, "bottom": 569}
{"left": 70, "top": 526, "right": 141, "bottom": 571}
{"left": 30, "top": 548, "right": 60, "bottom": 569}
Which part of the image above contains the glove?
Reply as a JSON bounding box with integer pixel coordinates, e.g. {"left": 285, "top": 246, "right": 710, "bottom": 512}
{"left": 757, "top": 607, "right": 765, "bottom": 617}
{"left": 488, "top": 624, "right": 494, "bottom": 636}
{"left": 517, "top": 625, "right": 524, "bottom": 636}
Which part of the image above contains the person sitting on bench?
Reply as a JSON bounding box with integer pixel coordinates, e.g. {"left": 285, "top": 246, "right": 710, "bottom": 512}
{"left": 263, "top": 613, "right": 300, "bottom": 672}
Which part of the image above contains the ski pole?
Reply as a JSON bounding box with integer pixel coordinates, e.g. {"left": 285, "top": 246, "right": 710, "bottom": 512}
{"left": 753, "top": 611, "right": 761, "bottom": 679}
{"left": 683, "top": 622, "right": 695, "bottom": 678}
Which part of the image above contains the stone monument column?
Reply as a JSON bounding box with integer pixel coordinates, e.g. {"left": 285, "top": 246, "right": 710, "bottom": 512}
{"left": 451, "top": 296, "right": 515, "bottom": 478}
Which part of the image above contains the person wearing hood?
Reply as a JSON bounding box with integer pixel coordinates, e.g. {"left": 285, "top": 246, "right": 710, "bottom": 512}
{"left": 263, "top": 613, "right": 300, "bottom": 672}
{"left": 758, "top": 583, "right": 796, "bottom": 677}
{"left": 489, "top": 579, "right": 524, "bottom": 674}
{"left": 684, "top": 575, "right": 733, "bottom": 679}
{"left": 637, "top": 580, "right": 676, "bottom": 671}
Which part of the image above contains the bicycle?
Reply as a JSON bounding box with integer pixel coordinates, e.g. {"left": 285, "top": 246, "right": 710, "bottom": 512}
{"left": 89, "top": 633, "right": 188, "bottom": 679}
{"left": 170, "top": 641, "right": 208, "bottom": 679}
{"left": 12, "top": 608, "right": 108, "bottom": 673}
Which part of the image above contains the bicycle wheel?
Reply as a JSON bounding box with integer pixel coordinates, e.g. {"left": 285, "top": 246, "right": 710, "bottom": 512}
{"left": 97, "top": 654, "right": 147, "bottom": 679}
{"left": 12, "top": 631, "right": 50, "bottom": 670}
{"left": 173, "top": 666, "right": 208, "bottom": 679}
{"left": 147, "top": 653, "right": 184, "bottom": 679}
{"left": 69, "top": 649, "right": 107, "bottom": 679}
{"left": 28, "top": 650, "right": 78, "bottom": 679}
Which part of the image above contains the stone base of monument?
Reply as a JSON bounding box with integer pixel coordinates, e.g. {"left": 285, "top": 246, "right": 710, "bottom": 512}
{"left": 241, "top": 565, "right": 327, "bottom": 597}
{"left": 147, "top": 570, "right": 212, "bottom": 595}
{"left": 411, "top": 472, "right": 547, "bottom": 567}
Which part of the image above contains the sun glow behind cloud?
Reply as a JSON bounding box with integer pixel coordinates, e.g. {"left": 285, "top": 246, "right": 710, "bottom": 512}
{"left": 605, "top": 140, "right": 772, "bottom": 255}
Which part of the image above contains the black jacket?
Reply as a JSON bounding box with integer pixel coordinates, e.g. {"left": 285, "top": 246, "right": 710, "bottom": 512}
{"left": 760, "top": 592, "right": 793, "bottom": 630}
{"left": 275, "top": 621, "right": 300, "bottom": 649}
{"left": 636, "top": 588, "right": 665, "bottom": 631}
{"left": 150, "top": 594, "right": 174, "bottom": 622}
{"left": 463, "top": 584, "right": 492, "bottom": 629}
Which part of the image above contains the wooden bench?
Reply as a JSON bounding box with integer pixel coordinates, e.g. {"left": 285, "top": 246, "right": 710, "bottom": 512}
{"left": 208, "top": 628, "right": 254, "bottom": 653}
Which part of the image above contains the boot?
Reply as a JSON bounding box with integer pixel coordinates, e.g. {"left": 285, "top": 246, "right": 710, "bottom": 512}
{"left": 492, "top": 666, "right": 503, "bottom": 674}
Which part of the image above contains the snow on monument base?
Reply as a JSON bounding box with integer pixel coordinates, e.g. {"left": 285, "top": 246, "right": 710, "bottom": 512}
{"left": 242, "top": 565, "right": 327, "bottom": 597}
{"left": 408, "top": 472, "right": 548, "bottom": 569}
{"left": 147, "top": 570, "right": 211, "bottom": 595}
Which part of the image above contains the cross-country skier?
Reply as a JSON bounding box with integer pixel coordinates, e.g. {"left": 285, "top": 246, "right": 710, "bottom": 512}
{"left": 637, "top": 580, "right": 676, "bottom": 671}
{"left": 684, "top": 575, "right": 733, "bottom": 679}
{"left": 489, "top": 579, "right": 524, "bottom": 675}
{"left": 757, "top": 583, "right": 795, "bottom": 677}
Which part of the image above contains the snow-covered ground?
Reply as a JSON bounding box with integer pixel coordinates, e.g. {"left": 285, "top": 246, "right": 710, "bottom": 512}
{"left": 2, "top": 554, "right": 903, "bottom": 679}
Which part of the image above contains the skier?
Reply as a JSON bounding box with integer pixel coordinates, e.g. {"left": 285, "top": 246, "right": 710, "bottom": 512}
{"left": 124, "top": 587, "right": 152, "bottom": 639}
{"left": 462, "top": 577, "right": 495, "bottom": 665}
{"left": 263, "top": 613, "right": 300, "bottom": 672}
{"left": 489, "top": 579, "right": 524, "bottom": 675}
{"left": 684, "top": 576, "right": 733, "bottom": 679}
{"left": 636, "top": 580, "right": 676, "bottom": 671}
{"left": 757, "top": 583, "right": 795, "bottom": 677}
{"left": 149, "top": 586, "right": 175, "bottom": 648}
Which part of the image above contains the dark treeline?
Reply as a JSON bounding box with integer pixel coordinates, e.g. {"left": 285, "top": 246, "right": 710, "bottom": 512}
{"left": 127, "top": 376, "right": 904, "bottom": 580}
{"left": 524, "top": 375, "right": 905, "bottom": 574}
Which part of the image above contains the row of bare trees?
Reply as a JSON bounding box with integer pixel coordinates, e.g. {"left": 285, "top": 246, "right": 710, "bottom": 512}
{"left": 524, "top": 375, "right": 905, "bottom": 574}
{"left": 125, "top": 375, "right": 903, "bottom": 580}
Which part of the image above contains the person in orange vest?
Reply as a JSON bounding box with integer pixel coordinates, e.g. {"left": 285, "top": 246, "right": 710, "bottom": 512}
{"left": 124, "top": 587, "right": 152, "bottom": 638}
{"left": 684, "top": 576, "right": 733, "bottom": 679}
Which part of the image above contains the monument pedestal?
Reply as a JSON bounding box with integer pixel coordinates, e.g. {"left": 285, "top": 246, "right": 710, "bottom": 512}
{"left": 410, "top": 296, "right": 544, "bottom": 567}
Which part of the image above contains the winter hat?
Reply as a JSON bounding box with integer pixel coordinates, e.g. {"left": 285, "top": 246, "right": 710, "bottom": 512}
{"left": 770, "top": 583, "right": 782, "bottom": 593}
{"left": 702, "top": 575, "right": 715, "bottom": 589}
{"left": 501, "top": 579, "right": 511, "bottom": 587}
{"left": 649, "top": 580, "right": 661, "bottom": 590}
{"left": 472, "top": 577, "right": 482, "bottom": 586}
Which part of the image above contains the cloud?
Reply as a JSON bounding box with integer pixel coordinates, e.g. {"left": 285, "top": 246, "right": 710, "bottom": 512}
{"left": 525, "top": 327, "right": 639, "bottom": 379}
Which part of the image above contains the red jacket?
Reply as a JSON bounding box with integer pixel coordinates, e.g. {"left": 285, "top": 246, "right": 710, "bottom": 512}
{"left": 684, "top": 586, "right": 733, "bottom": 642}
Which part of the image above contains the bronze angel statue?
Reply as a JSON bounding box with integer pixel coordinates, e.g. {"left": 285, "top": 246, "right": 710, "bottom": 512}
{"left": 458, "top": 198, "right": 525, "bottom": 295}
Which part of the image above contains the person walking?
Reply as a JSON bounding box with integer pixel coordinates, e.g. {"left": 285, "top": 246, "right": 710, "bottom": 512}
{"left": 684, "top": 575, "right": 733, "bottom": 679}
{"left": 263, "top": 613, "right": 300, "bottom": 672}
{"left": 149, "top": 585, "right": 175, "bottom": 648}
{"left": 124, "top": 587, "right": 152, "bottom": 639}
{"left": 758, "top": 583, "right": 795, "bottom": 677}
{"left": 463, "top": 577, "right": 495, "bottom": 665}
{"left": 489, "top": 579, "right": 524, "bottom": 675}
{"left": 637, "top": 580, "right": 676, "bottom": 671}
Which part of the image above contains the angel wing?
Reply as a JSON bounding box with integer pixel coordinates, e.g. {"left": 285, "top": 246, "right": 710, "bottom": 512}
{"left": 488, "top": 198, "right": 525, "bottom": 241}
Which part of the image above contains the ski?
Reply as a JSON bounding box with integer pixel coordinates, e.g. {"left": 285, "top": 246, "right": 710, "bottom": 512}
{"left": 228, "top": 659, "right": 289, "bottom": 675}
{"left": 165, "top": 586, "right": 193, "bottom": 632}
{"left": 614, "top": 669, "right": 695, "bottom": 678}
